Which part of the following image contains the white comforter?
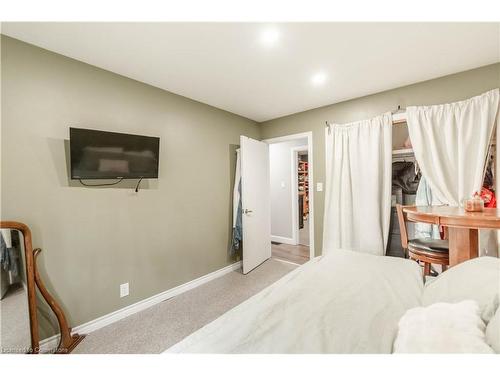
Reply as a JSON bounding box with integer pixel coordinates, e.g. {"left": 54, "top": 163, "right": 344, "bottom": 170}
{"left": 166, "top": 249, "right": 424, "bottom": 353}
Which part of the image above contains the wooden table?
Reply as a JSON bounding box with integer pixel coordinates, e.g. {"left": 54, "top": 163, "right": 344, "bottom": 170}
{"left": 403, "top": 206, "right": 500, "bottom": 266}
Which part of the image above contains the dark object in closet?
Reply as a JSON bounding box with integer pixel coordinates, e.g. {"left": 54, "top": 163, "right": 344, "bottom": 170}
{"left": 298, "top": 195, "right": 304, "bottom": 229}
{"left": 392, "top": 162, "right": 421, "bottom": 194}
{"left": 387, "top": 209, "right": 404, "bottom": 258}
{"left": 484, "top": 158, "right": 494, "bottom": 189}
{"left": 387, "top": 158, "right": 420, "bottom": 258}
{"left": 387, "top": 192, "right": 416, "bottom": 258}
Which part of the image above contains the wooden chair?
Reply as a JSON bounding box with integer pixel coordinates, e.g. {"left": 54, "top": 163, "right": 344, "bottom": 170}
{"left": 395, "top": 204, "right": 449, "bottom": 276}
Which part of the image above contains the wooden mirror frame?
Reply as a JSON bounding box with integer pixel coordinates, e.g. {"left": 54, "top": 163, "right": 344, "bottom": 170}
{"left": 0, "top": 221, "right": 84, "bottom": 353}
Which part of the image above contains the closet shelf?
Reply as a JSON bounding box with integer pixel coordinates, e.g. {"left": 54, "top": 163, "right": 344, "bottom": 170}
{"left": 392, "top": 148, "right": 414, "bottom": 156}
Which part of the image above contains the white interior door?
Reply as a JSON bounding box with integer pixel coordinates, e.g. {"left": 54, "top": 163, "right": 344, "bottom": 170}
{"left": 240, "top": 135, "right": 271, "bottom": 274}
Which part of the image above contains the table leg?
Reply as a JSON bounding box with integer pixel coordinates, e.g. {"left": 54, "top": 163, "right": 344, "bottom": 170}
{"left": 448, "top": 227, "right": 479, "bottom": 266}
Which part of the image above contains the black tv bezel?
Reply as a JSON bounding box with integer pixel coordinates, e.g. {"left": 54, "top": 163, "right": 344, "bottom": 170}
{"left": 69, "top": 127, "right": 160, "bottom": 180}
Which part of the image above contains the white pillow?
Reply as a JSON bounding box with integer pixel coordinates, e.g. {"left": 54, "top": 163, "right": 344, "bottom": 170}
{"left": 486, "top": 306, "right": 500, "bottom": 353}
{"left": 422, "top": 257, "right": 500, "bottom": 323}
{"left": 393, "top": 300, "right": 494, "bottom": 353}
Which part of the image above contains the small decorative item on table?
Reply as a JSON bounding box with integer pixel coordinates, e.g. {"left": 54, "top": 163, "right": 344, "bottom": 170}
{"left": 463, "top": 192, "right": 485, "bottom": 212}
{"left": 480, "top": 187, "right": 496, "bottom": 208}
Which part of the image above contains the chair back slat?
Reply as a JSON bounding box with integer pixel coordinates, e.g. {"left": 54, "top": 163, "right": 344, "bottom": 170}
{"left": 395, "top": 204, "right": 410, "bottom": 249}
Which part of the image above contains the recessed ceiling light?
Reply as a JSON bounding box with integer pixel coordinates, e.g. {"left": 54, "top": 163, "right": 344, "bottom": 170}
{"left": 259, "top": 28, "right": 280, "bottom": 47}
{"left": 311, "top": 72, "right": 327, "bottom": 86}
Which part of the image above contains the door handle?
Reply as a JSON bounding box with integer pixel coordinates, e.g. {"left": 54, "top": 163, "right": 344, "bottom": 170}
{"left": 243, "top": 209, "right": 253, "bottom": 214}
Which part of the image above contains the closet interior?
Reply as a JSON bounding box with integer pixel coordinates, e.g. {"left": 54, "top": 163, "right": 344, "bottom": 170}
{"left": 387, "top": 146, "right": 420, "bottom": 258}
{"left": 298, "top": 154, "right": 309, "bottom": 230}
{"left": 387, "top": 122, "right": 498, "bottom": 259}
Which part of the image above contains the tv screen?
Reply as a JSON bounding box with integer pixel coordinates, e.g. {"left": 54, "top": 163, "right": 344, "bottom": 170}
{"left": 70, "top": 128, "right": 160, "bottom": 179}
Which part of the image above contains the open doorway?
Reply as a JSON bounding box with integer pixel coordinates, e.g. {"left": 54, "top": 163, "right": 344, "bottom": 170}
{"left": 265, "top": 132, "right": 314, "bottom": 265}
{"left": 296, "top": 148, "right": 310, "bottom": 248}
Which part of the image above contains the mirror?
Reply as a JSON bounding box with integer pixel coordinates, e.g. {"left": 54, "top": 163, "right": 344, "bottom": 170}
{"left": 0, "top": 229, "right": 31, "bottom": 353}
{"left": 0, "top": 222, "right": 84, "bottom": 354}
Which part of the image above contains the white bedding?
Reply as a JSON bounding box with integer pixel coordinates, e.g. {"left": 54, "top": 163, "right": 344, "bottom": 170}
{"left": 393, "top": 300, "right": 494, "bottom": 353}
{"left": 166, "top": 249, "right": 423, "bottom": 353}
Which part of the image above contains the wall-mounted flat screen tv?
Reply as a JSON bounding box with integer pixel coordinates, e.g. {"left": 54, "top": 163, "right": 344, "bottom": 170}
{"left": 70, "top": 127, "right": 160, "bottom": 179}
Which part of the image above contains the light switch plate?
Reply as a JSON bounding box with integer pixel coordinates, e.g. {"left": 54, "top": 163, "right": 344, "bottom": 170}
{"left": 280, "top": 181, "right": 286, "bottom": 188}
{"left": 120, "top": 283, "right": 129, "bottom": 298}
{"left": 316, "top": 182, "right": 323, "bottom": 192}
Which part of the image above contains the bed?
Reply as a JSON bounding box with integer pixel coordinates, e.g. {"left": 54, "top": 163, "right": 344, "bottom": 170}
{"left": 165, "top": 249, "right": 500, "bottom": 354}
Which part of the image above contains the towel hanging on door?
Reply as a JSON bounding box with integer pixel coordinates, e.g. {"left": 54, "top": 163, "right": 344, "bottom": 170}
{"left": 231, "top": 149, "right": 243, "bottom": 255}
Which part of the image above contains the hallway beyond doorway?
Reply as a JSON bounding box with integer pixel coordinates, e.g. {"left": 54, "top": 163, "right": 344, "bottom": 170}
{"left": 271, "top": 242, "right": 309, "bottom": 265}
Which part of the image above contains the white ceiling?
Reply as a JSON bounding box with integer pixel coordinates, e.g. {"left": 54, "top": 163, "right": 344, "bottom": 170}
{"left": 2, "top": 23, "right": 499, "bottom": 122}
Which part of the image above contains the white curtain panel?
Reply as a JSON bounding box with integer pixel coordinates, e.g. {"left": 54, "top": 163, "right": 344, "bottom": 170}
{"left": 407, "top": 89, "right": 500, "bottom": 257}
{"left": 407, "top": 89, "right": 499, "bottom": 206}
{"left": 323, "top": 113, "right": 393, "bottom": 256}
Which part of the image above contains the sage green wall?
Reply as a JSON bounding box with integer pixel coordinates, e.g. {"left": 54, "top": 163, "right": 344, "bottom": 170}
{"left": 1, "top": 35, "right": 259, "bottom": 335}
{"left": 259, "top": 63, "right": 500, "bottom": 257}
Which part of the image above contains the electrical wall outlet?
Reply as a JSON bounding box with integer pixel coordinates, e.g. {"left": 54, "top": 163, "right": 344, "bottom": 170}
{"left": 120, "top": 282, "right": 129, "bottom": 298}
{"left": 316, "top": 182, "right": 323, "bottom": 192}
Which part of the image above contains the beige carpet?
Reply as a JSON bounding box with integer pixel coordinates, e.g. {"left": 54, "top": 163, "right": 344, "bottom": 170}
{"left": 73, "top": 258, "right": 297, "bottom": 354}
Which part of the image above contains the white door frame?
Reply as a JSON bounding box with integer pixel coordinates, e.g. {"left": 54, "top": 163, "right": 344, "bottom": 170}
{"left": 263, "top": 132, "right": 315, "bottom": 260}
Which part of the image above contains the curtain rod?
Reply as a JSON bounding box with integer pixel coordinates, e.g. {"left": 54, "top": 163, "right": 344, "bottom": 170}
{"left": 325, "top": 106, "right": 407, "bottom": 129}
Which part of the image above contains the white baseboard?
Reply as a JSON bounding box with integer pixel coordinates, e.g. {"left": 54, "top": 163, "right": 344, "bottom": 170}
{"left": 271, "top": 235, "right": 296, "bottom": 245}
{"left": 39, "top": 260, "right": 242, "bottom": 353}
